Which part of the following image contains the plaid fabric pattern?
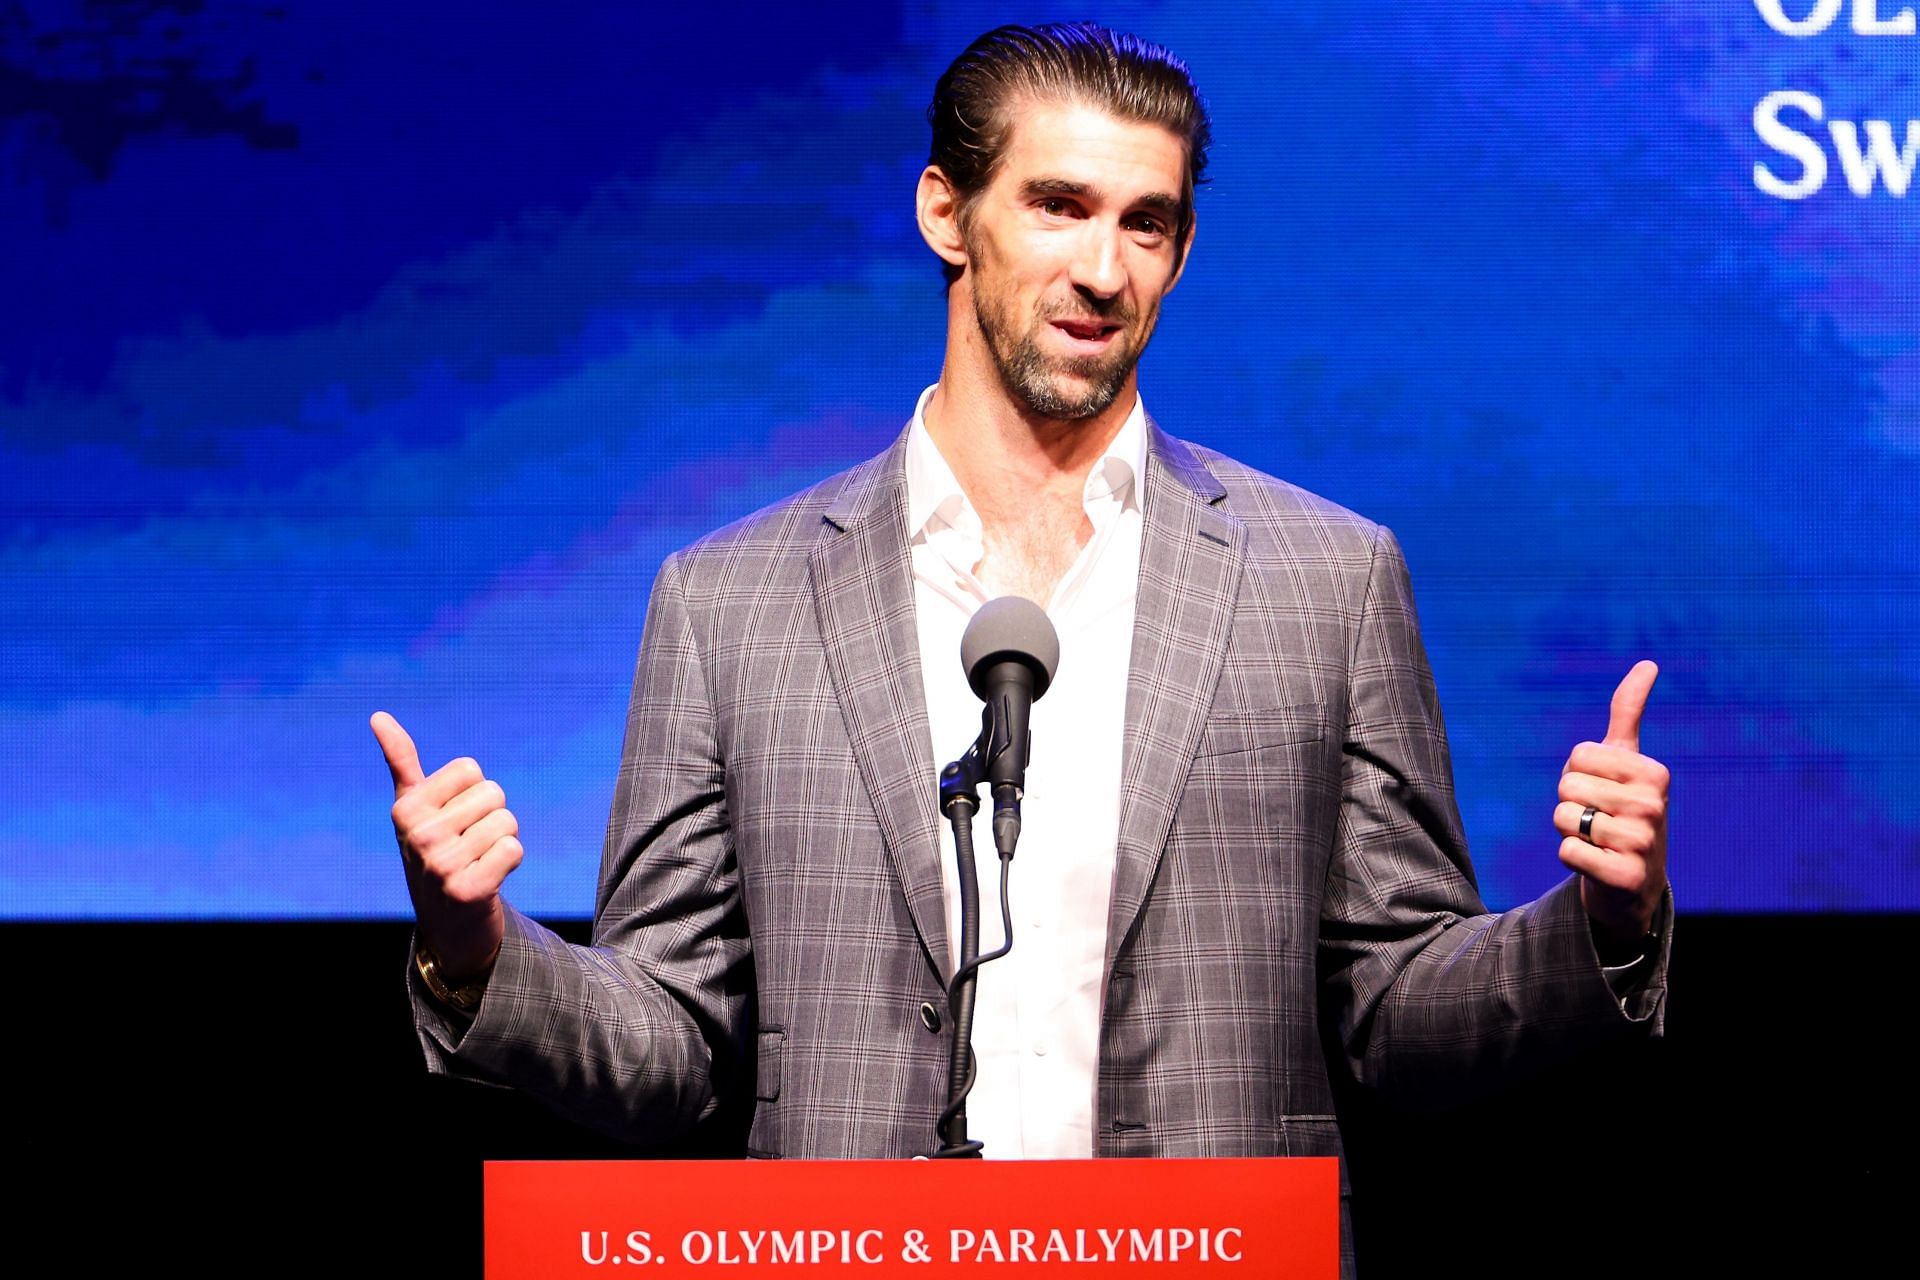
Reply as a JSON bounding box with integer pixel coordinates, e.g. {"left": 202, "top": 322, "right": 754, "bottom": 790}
{"left": 411, "top": 422, "right": 1669, "bottom": 1270}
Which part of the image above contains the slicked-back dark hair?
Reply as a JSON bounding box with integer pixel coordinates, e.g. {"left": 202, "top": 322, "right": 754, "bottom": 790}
{"left": 927, "top": 22, "right": 1211, "bottom": 284}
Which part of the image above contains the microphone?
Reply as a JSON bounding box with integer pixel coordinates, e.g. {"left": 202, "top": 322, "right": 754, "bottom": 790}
{"left": 930, "top": 597, "right": 1059, "bottom": 1157}
{"left": 959, "top": 597, "right": 1060, "bottom": 857}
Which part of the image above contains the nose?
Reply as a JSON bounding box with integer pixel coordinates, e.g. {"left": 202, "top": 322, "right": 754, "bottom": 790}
{"left": 1068, "top": 219, "right": 1124, "bottom": 302}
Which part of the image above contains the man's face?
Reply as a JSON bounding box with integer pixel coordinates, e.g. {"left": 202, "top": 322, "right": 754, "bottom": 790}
{"left": 959, "top": 99, "right": 1191, "bottom": 421}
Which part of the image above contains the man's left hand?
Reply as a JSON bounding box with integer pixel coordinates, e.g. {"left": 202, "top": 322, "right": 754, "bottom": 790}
{"left": 1555, "top": 660, "right": 1669, "bottom": 942}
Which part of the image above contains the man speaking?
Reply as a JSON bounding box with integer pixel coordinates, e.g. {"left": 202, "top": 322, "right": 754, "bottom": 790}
{"left": 373, "top": 18, "right": 1670, "bottom": 1262}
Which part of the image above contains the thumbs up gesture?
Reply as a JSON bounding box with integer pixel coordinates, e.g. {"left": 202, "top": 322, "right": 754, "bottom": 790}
{"left": 1555, "top": 661, "right": 1670, "bottom": 943}
{"left": 372, "top": 711, "right": 522, "bottom": 982}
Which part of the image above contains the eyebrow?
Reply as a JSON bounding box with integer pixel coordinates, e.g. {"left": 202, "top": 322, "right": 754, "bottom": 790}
{"left": 1016, "top": 177, "right": 1184, "bottom": 222}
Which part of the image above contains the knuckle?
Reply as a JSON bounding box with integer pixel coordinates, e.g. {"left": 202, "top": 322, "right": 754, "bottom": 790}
{"left": 422, "top": 849, "right": 463, "bottom": 883}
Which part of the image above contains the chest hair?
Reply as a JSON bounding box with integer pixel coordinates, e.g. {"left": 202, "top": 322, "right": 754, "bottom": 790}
{"left": 975, "top": 505, "right": 1094, "bottom": 606}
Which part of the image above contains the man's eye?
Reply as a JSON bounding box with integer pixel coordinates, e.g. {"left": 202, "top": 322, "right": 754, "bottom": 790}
{"left": 1128, "top": 217, "right": 1166, "bottom": 237}
{"left": 1039, "top": 199, "right": 1070, "bottom": 216}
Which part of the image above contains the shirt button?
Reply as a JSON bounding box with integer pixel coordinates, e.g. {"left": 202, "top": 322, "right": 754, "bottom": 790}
{"left": 1032, "top": 1040, "right": 1049, "bottom": 1057}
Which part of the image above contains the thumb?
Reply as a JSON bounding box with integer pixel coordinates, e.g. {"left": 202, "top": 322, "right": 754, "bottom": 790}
{"left": 370, "top": 711, "right": 426, "bottom": 794}
{"left": 1604, "top": 660, "right": 1659, "bottom": 751}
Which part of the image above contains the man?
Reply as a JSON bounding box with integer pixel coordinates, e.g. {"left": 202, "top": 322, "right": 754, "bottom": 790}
{"left": 376, "top": 19, "right": 1669, "bottom": 1262}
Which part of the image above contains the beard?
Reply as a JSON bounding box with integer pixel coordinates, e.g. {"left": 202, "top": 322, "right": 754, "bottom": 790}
{"left": 970, "top": 270, "right": 1155, "bottom": 422}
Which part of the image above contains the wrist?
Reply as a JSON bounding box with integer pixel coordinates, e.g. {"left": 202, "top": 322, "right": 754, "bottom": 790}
{"left": 1588, "top": 885, "right": 1670, "bottom": 968}
{"left": 414, "top": 935, "right": 495, "bottom": 1012}
{"left": 1590, "top": 919, "right": 1657, "bottom": 968}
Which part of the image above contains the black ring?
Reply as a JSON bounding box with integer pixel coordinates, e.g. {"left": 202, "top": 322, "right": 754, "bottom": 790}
{"left": 1579, "top": 805, "right": 1598, "bottom": 842}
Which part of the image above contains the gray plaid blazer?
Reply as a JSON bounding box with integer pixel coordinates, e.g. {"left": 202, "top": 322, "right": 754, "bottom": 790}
{"left": 413, "top": 421, "right": 1667, "bottom": 1253}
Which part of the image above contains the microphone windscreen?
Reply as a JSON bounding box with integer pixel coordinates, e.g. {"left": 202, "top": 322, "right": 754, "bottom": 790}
{"left": 960, "top": 596, "right": 1061, "bottom": 701}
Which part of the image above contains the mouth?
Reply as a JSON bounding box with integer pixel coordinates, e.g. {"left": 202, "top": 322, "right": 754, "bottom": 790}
{"left": 1049, "top": 318, "right": 1122, "bottom": 350}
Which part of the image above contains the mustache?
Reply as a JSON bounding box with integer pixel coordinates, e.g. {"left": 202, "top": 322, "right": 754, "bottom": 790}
{"left": 1038, "top": 297, "right": 1135, "bottom": 327}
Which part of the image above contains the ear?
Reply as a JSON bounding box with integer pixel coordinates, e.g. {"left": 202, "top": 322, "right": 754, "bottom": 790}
{"left": 1163, "top": 209, "right": 1197, "bottom": 296}
{"left": 916, "top": 165, "right": 970, "bottom": 272}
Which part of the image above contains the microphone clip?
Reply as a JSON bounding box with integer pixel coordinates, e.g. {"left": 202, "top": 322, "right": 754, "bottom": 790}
{"left": 940, "top": 696, "right": 1024, "bottom": 858}
{"left": 938, "top": 709, "right": 990, "bottom": 820}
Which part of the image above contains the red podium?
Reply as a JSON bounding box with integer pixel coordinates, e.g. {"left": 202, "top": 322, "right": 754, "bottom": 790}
{"left": 485, "top": 1157, "right": 1337, "bottom": 1277}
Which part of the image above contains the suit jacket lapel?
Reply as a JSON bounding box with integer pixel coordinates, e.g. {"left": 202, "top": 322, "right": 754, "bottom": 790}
{"left": 809, "top": 433, "right": 951, "bottom": 981}
{"left": 1107, "top": 422, "right": 1246, "bottom": 967}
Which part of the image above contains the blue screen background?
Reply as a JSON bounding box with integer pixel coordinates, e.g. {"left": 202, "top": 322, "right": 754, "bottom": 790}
{"left": 4, "top": 2, "right": 1915, "bottom": 916}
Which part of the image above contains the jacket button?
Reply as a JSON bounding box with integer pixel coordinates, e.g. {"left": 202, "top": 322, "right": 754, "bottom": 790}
{"left": 919, "top": 1001, "right": 942, "bottom": 1033}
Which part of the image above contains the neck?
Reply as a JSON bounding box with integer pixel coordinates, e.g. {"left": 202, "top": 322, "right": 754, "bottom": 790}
{"left": 924, "top": 305, "right": 1136, "bottom": 532}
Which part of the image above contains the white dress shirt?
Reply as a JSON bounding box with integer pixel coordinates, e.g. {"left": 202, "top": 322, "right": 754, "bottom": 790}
{"left": 904, "top": 383, "right": 1146, "bottom": 1158}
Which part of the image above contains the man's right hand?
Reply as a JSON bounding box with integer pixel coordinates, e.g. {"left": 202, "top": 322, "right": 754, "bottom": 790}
{"left": 372, "top": 711, "right": 522, "bottom": 982}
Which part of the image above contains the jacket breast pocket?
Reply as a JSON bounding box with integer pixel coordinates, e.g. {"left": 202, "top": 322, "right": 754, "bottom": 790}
{"left": 1192, "top": 703, "right": 1327, "bottom": 759}
{"left": 1183, "top": 703, "right": 1334, "bottom": 846}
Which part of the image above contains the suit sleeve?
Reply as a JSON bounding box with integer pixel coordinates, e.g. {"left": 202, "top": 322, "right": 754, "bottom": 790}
{"left": 1316, "top": 524, "right": 1669, "bottom": 1110}
{"left": 408, "top": 549, "right": 753, "bottom": 1142}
